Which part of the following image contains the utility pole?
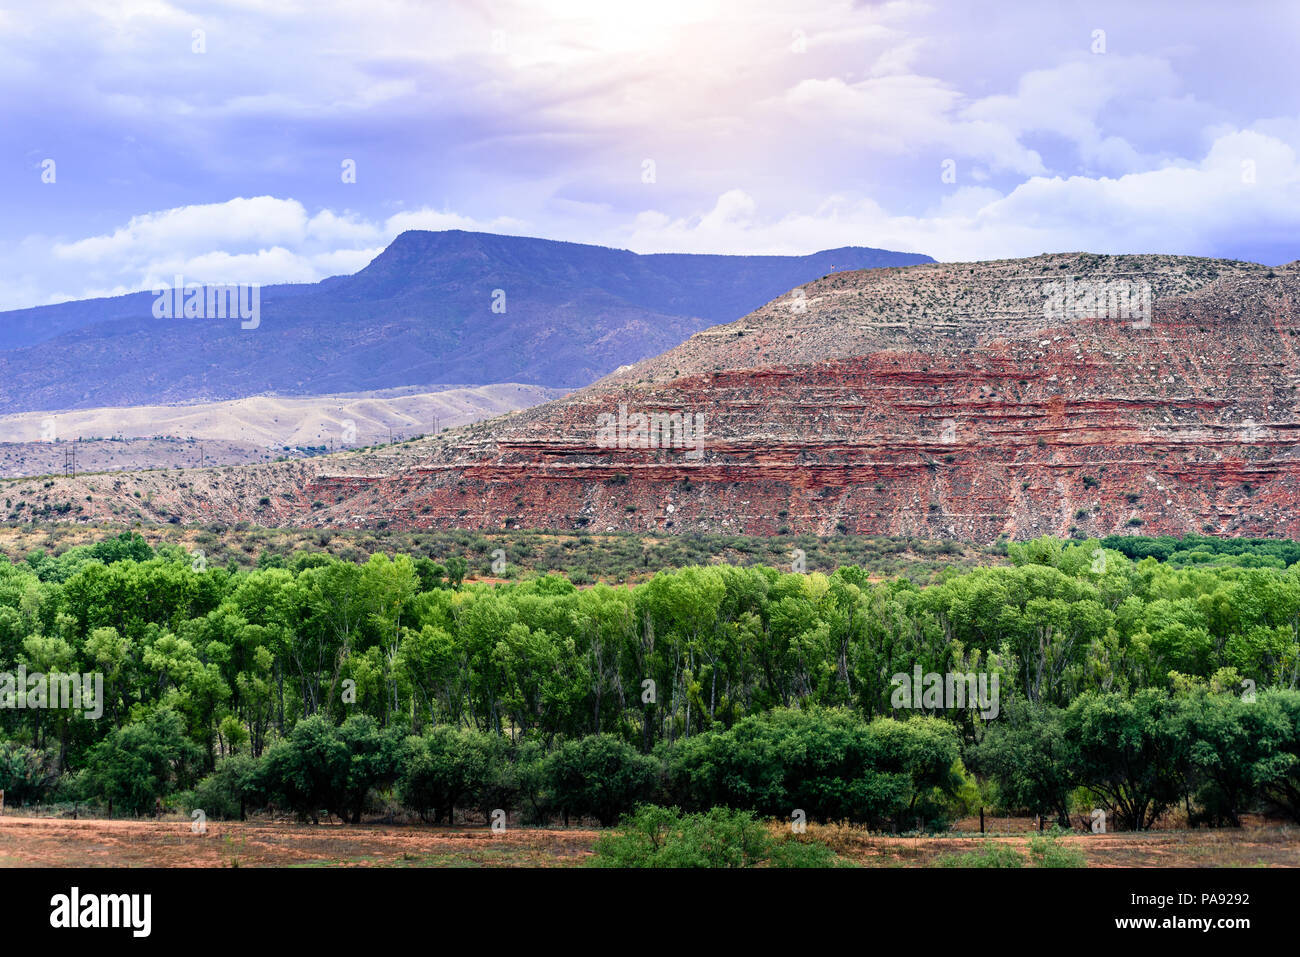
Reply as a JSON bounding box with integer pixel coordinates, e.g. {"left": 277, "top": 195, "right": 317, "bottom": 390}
{"left": 63, "top": 444, "right": 76, "bottom": 477}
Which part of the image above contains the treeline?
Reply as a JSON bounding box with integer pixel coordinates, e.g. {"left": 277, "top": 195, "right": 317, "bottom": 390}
{"left": 178, "top": 708, "right": 964, "bottom": 830}
{"left": 7, "top": 693, "right": 1295, "bottom": 833}
{"left": 1099, "top": 532, "right": 1300, "bottom": 568}
{"left": 0, "top": 532, "right": 1298, "bottom": 827}
{"left": 972, "top": 688, "right": 1300, "bottom": 829}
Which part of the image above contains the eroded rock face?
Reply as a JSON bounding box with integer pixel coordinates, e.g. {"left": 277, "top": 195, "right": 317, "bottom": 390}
{"left": 14, "top": 252, "right": 1300, "bottom": 543}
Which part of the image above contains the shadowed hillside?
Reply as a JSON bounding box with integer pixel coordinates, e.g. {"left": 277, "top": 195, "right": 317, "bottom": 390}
{"left": 0, "top": 230, "right": 931, "bottom": 413}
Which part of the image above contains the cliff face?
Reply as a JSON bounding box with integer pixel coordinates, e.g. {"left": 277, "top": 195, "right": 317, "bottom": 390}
{"left": 13, "top": 252, "right": 1300, "bottom": 543}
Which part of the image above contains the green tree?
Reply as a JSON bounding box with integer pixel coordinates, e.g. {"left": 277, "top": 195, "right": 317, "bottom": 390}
{"left": 398, "top": 725, "right": 501, "bottom": 824}
{"left": 87, "top": 708, "right": 202, "bottom": 816}
{"left": 969, "top": 701, "right": 1076, "bottom": 826}
{"left": 1062, "top": 689, "right": 1190, "bottom": 830}
{"left": 544, "top": 733, "right": 660, "bottom": 826}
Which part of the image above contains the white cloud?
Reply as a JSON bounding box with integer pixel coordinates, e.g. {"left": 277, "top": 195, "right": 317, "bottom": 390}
{"left": 11, "top": 121, "right": 1300, "bottom": 315}
{"left": 142, "top": 247, "right": 322, "bottom": 288}
{"left": 54, "top": 197, "right": 313, "bottom": 263}
{"left": 9, "top": 198, "right": 534, "bottom": 308}
{"left": 382, "top": 208, "right": 529, "bottom": 236}
{"left": 961, "top": 55, "right": 1189, "bottom": 174}
{"left": 623, "top": 130, "right": 1300, "bottom": 263}
{"left": 774, "top": 74, "right": 1047, "bottom": 175}
{"left": 869, "top": 38, "right": 923, "bottom": 76}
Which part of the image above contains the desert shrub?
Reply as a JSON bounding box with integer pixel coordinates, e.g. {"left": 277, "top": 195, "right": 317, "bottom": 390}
{"left": 1061, "top": 690, "right": 1191, "bottom": 831}
{"left": 512, "top": 739, "right": 553, "bottom": 824}
{"left": 588, "top": 805, "right": 848, "bottom": 868}
{"left": 85, "top": 708, "right": 203, "bottom": 816}
{"left": 933, "top": 842, "right": 1024, "bottom": 867}
{"left": 1258, "top": 689, "right": 1300, "bottom": 823}
{"left": 259, "top": 715, "right": 402, "bottom": 824}
{"left": 968, "top": 701, "right": 1075, "bottom": 826}
{"left": 1186, "top": 690, "right": 1293, "bottom": 827}
{"left": 1028, "top": 828, "right": 1086, "bottom": 868}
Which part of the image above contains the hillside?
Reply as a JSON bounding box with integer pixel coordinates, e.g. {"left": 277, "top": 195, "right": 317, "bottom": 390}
{"left": 0, "top": 383, "right": 559, "bottom": 477}
{"left": 9, "top": 251, "right": 1300, "bottom": 543}
{"left": 0, "top": 231, "right": 931, "bottom": 413}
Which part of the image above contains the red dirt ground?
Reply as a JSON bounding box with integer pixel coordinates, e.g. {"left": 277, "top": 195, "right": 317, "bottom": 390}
{"left": 0, "top": 814, "right": 1295, "bottom": 867}
{"left": 0, "top": 816, "right": 598, "bottom": 868}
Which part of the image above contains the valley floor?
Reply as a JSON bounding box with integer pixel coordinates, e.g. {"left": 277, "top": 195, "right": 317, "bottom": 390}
{"left": 0, "top": 815, "right": 1294, "bottom": 868}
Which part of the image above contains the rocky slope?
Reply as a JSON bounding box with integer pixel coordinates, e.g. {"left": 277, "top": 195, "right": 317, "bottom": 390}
{"left": 8, "top": 252, "right": 1300, "bottom": 543}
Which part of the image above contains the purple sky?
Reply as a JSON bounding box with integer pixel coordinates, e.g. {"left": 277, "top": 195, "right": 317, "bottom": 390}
{"left": 3, "top": 0, "right": 1299, "bottom": 310}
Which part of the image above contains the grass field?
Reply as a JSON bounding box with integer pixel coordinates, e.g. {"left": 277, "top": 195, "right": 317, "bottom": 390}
{"left": 1, "top": 815, "right": 1294, "bottom": 868}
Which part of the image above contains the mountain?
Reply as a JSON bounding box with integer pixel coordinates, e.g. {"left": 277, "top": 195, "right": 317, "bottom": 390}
{"left": 0, "top": 231, "right": 931, "bottom": 413}
{"left": 12, "top": 251, "right": 1300, "bottom": 544}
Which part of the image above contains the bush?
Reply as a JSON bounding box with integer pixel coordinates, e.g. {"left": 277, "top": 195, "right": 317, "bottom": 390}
{"left": 934, "top": 843, "right": 1024, "bottom": 868}
{"left": 1258, "top": 689, "right": 1300, "bottom": 823}
{"left": 968, "top": 701, "right": 1075, "bottom": 826}
{"left": 1028, "top": 829, "right": 1086, "bottom": 868}
{"left": 1061, "top": 690, "right": 1190, "bottom": 831}
{"left": 588, "top": 805, "right": 850, "bottom": 868}
{"left": 0, "top": 743, "right": 58, "bottom": 806}
{"left": 184, "top": 754, "right": 261, "bottom": 821}
{"left": 1186, "top": 690, "right": 1294, "bottom": 827}
{"left": 86, "top": 708, "right": 203, "bottom": 816}
{"left": 399, "top": 726, "right": 506, "bottom": 824}
{"left": 512, "top": 740, "right": 552, "bottom": 825}
{"left": 544, "top": 734, "right": 660, "bottom": 826}
{"left": 259, "top": 714, "right": 402, "bottom": 824}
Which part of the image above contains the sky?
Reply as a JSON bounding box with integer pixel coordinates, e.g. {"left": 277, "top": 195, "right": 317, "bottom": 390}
{"left": 2, "top": 0, "right": 1299, "bottom": 310}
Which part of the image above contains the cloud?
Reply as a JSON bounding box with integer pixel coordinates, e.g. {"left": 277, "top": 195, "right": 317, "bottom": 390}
{"left": 382, "top": 208, "right": 529, "bottom": 236}
{"left": 7, "top": 197, "right": 528, "bottom": 307}
{"left": 53, "top": 197, "right": 315, "bottom": 264}
{"left": 4, "top": 0, "right": 1300, "bottom": 309}
{"left": 961, "top": 55, "right": 1194, "bottom": 174}
{"left": 9, "top": 121, "right": 1300, "bottom": 313}
{"left": 624, "top": 130, "right": 1300, "bottom": 263}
